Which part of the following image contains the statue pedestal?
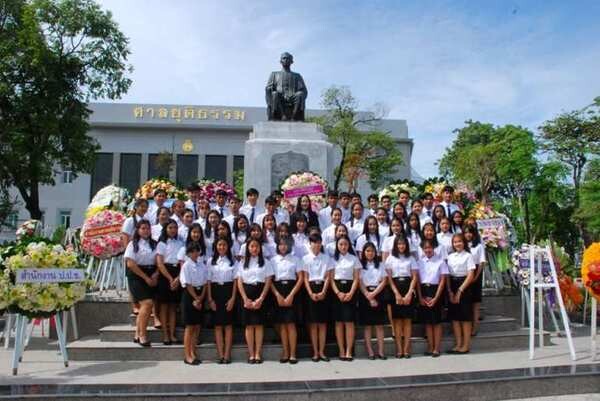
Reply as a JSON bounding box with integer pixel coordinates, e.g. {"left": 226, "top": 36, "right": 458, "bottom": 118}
{"left": 244, "top": 122, "right": 333, "bottom": 198}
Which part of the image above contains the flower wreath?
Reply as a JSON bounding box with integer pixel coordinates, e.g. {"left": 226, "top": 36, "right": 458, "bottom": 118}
{"left": 582, "top": 242, "right": 600, "bottom": 301}
{"left": 195, "top": 179, "right": 236, "bottom": 203}
{"left": 280, "top": 171, "right": 328, "bottom": 212}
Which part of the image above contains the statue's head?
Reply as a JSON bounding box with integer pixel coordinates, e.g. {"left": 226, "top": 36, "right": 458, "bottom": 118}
{"left": 280, "top": 52, "right": 293, "bottom": 68}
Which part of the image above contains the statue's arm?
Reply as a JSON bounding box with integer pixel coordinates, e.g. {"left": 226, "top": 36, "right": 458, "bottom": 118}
{"left": 298, "top": 74, "right": 307, "bottom": 98}
{"left": 265, "top": 72, "right": 276, "bottom": 105}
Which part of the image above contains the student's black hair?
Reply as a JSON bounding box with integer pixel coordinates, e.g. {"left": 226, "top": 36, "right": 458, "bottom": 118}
{"left": 334, "top": 234, "right": 355, "bottom": 261}
{"left": 405, "top": 212, "right": 422, "bottom": 239}
{"left": 327, "top": 190, "right": 339, "bottom": 198}
{"left": 261, "top": 213, "right": 276, "bottom": 242}
{"left": 420, "top": 239, "right": 436, "bottom": 253}
{"left": 132, "top": 198, "right": 150, "bottom": 226}
{"left": 420, "top": 222, "right": 439, "bottom": 249}
{"left": 451, "top": 233, "right": 470, "bottom": 253}
{"left": 246, "top": 188, "right": 259, "bottom": 197}
{"left": 215, "top": 189, "right": 228, "bottom": 197}
{"left": 381, "top": 194, "right": 392, "bottom": 201}
{"left": 153, "top": 188, "right": 167, "bottom": 197}
{"left": 398, "top": 189, "right": 410, "bottom": 197}
{"left": 211, "top": 237, "right": 235, "bottom": 266}
{"left": 421, "top": 192, "right": 434, "bottom": 200}
{"left": 462, "top": 224, "right": 481, "bottom": 247}
{"left": 186, "top": 242, "right": 201, "bottom": 255}
{"left": 186, "top": 222, "right": 206, "bottom": 256}
{"left": 264, "top": 195, "right": 276, "bottom": 206}
{"left": 442, "top": 185, "right": 455, "bottom": 193}
{"left": 389, "top": 217, "right": 406, "bottom": 236}
{"left": 271, "top": 189, "right": 283, "bottom": 197}
{"left": 392, "top": 202, "right": 407, "bottom": 222}
{"left": 391, "top": 235, "right": 411, "bottom": 258}
{"left": 275, "top": 237, "right": 293, "bottom": 256}
{"left": 243, "top": 238, "right": 265, "bottom": 268}
{"left": 233, "top": 214, "right": 250, "bottom": 240}
{"left": 350, "top": 192, "right": 362, "bottom": 200}
{"left": 330, "top": 207, "right": 343, "bottom": 218}
{"left": 247, "top": 223, "right": 265, "bottom": 244}
{"left": 217, "top": 220, "right": 234, "bottom": 247}
{"left": 229, "top": 196, "right": 241, "bottom": 204}
{"left": 438, "top": 216, "right": 452, "bottom": 233}
{"left": 295, "top": 195, "right": 313, "bottom": 213}
{"left": 411, "top": 199, "right": 423, "bottom": 207}
{"left": 367, "top": 194, "right": 379, "bottom": 203}
{"left": 204, "top": 209, "right": 221, "bottom": 238}
{"left": 362, "top": 215, "right": 381, "bottom": 249}
{"left": 182, "top": 208, "right": 194, "bottom": 218}
{"left": 158, "top": 218, "right": 179, "bottom": 243}
{"left": 450, "top": 210, "right": 464, "bottom": 233}
{"left": 375, "top": 207, "right": 390, "bottom": 225}
{"left": 360, "top": 242, "right": 380, "bottom": 269}
{"left": 308, "top": 232, "right": 323, "bottom": 244}
{"left": 154, "top": 206, "right": 171, "bottom": 226}
{"left": 431, "top": 204, "right": 447, "bottom": 232}
{"left": 186, "top": 183, "right": 200, "bottom": 192}
{"left": 291, "top": 212, "right": 308, "bottom": 234}
{"left": 132, "top": 219, "right": 157, "bottom": 253}
{"left": 339, "top": 191, "right": 350, "bottom": 199}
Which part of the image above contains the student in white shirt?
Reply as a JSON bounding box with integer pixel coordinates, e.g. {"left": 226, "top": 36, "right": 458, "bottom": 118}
{"left": 358, "top": 242, "right": 388, "bottom": 360}
{"left": 184, "top": 183, "right": 201, "bottom": 220}
{"left": 261, "top": 214, "right": 277, "bottom": 249}
{"left": 391, "top": 202, "right": 408, "bottom": 226}
{"left": 375, "top": 207, "right": 390, "bottom": 238}
{"left": 416, "top": 239, "right": 449, "bottom": 357}
{"left": 436, "top": 217, "right": 454, "bottom": 255}
{"left": 439, "top": 185, "right": 460, "bottom": 219}
{"left": 236, "top": 238, "right": 274, "bottom": 364}
{"left": 355, "top": 216, "right": 382, "bottom": 259}
{"left": 177, "top": 223, "right": 207, "bottom": 266}
{"left": 432, "top": 204, "right": 446, "bottom": 233}
{"left": 291, "top": 213, "right": 310, "bottom": 258}
{"left": 446, "top": 233, "right": 476, "bottom": 354}
{"left": 156, "top": 219, "right": 184, "bottom": 345}
{"left": 321, "top": 207, "right": 343, "bottom": 246}
{"left": 411, "top": 199, "right": 432, "bottom": 228}
{"left": 144, "top": 189, "right": 167, "bottom": 225}
{"left": 180, "top": 243, "right": 208, "bottom": 365}
{"left": 231, "top": 215, "right": 250, "bottom": 260}
{"left": 419, "top": 222, "right": 448, "bottom": 260}
{"left": 338, "top": 192, "right": 352, "bottom": 224}
{"left": 177, "top": 209, "right": 194, "bottom": 242}
{"left": 170, "top": 199, "right": 186, "bottom": 227}
{"left": 382, "top": 218, "right": 406, "bottom": 261}
{"left": 223, "top": 196, "right": 242, "bottom": 228}
{"left": 203, "top": 210, "right": 221, "bottom": 259}
{"left": 330, "top": 235, "right": 361, "bottom": 361}
{"left": 405, "top": 212, "right": 422, "bottom": 256}
{"left": 151, "top": 206, "right": 171, "bottom": 241}
{"left": 318, "top": 190, "right": 339, "bottom": 228}
{"left": 121, "top": 198, "right": 149, "bottom": 245}
{"left": 271, "top": 190, "right": 291, "bottom": 225}
{"left": 451, "top": 210, "right": 464, "bottom": 234}
{"left": 239, "top": 224, "right": 275, "bottom": 261}
{"left": 216, "top": 220, "right": 239, "bottom": 257}
{"left": 421, "top": 192, "right": 435, "bottom": 221}
{"left": 271, "top": 238, "right": 304, "bottom": 364}
{"left": 463, "top": 224, "right": 486, "bottom": 336}
{"left": 303, "top": 233, "right": 334, "bottom": 362}
{"left": 193, "top": 200, "right": 210, "bottom": 229}
{"left": 366, "top": 194, "right": 379, "bottom": 216}
{"left": 240, "top": 188, "right": 264, "bottom": 225}
{"left": 206, "top": 238, "right": 237, "bottom": 364}
{"left": 124, "top": 219, "right": 159, "bottom": 347}
{"left": 255, "top": 196, "right": 278, "bottom": 227}
{"left": 348, "top": 202, "right": 365, "bottom": 243}
{"left": 325, "top": 224, "right": 349, "bottom": 257}
{"left": 211, "top": 190, "right": 231, "bottom": 218}
{"left": 385, "top": 235, "right": 419, "bottom": 358}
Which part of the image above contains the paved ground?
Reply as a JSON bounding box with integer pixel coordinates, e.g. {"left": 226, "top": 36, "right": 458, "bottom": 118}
{"left": 506, "top": 396, "right": 600, "bottom": 401}
{"left": 0, "top": 334, "right": 597, "bottom": 385}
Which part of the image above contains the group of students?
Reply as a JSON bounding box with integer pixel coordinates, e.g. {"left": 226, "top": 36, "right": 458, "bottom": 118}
{"left": 120, "top": 184, "right": 486, "bottom": 365}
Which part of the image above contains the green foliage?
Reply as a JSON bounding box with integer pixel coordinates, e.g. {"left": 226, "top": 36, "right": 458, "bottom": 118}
{"left": 51, "top": 224, "right": 66, "bottom": 243}
{"left": 0, "top": 186, "right": 18, "bottom": 229}
{"left": 573, "top": 158, "right": 600, "bottom": 242}
{"left": 0, "top": 0, "right": 132, "bottom": 219}
{"left": 312, "top": 85, "right": 403, "bottom": 191}
{"left": 233, "top": 169, "right": 244, "bottom": 199}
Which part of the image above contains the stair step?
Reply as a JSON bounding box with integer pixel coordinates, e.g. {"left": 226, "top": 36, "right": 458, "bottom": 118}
{"left": 68, "top": 329, "right": 550, "bottom": 361}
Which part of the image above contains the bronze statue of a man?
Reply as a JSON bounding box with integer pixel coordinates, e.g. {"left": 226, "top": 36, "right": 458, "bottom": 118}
{"left": 265, "top": 52, "right": 307, "bottom": 121}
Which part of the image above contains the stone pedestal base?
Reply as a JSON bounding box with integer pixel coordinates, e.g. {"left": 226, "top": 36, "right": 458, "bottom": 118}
{"left": 244, "top": 122, "right": 333, "bottom": 198}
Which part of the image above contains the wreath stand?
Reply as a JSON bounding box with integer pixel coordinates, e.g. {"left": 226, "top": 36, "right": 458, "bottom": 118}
{"left": 527, "top": 244, "right": 576, "bottom": 360}
{"left": 591, "top": 296, "right": 597, "bottom": 360}
{"left": 10, "top": 312, "right": 68, "bottom": 375}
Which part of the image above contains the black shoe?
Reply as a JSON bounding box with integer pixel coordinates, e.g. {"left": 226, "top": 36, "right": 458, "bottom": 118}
{"left": 320, "top": 356, "right": 330, "bottom": 362}
{"left": 312, "top": 356, "right": 320, "bottom": 362}
{"left": 346, "top": 356, "right": 354, "bottom": 362}
{"left": 396, "top": 353, "right": 405, "bottom": 359}
{"left": 424, "top": 351, "right": 433, "bottom": 356}
{"left": 377, "top": 354, "right": 387, "bottom": 360}
{"left": 280, "top": 358, "right": 289, "bottom": 363}
{"left": 224, "top": 359, "right": 232, "bottom": 364}
{"left": 139, "top": 340, "right": 151, "bottom": 347}
{"left": 432, "top": 352, "right": 440, "bottom": 358}
{"left": 447, "top": 349, "right": 459, "bottom": 354}
{"left": 247, "top": 358, "right": 255, "bottom": 364}
{"left": 218, "top": 358, "right": 225, "bottom": 364}
{"left": 368, "top": 355, "right": 376, "bottom": 360}
{"left": 133, "top": 337, "right": 139, "bottom": 344}
{"left": 163, "top": 340, "right": 172, "bottom": 346}
{"left": 404, "top": 354, "right": 411, "bottom": 359}
{"left": 456, "top": 350, "right": 470, "bottom": 354}
{"left": 255, "top": 358, "right": 263, "bottom": 364}
{"left": 184, "top": 359, "right": 201, "bottom": 365}
{"left": 289, "top": 358, "right": 298, "bottom": 364}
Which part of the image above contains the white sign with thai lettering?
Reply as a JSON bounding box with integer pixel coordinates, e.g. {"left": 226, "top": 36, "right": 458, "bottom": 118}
{"left": 15, "top": 269, "right": 85, "bottom": 284}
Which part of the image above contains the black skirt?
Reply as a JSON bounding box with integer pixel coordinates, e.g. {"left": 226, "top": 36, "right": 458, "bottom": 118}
{"left": 241, "top": 283, "right": 266, "bottom": 326}
{"left": 332, "top": 280, "right": 357, "bottom": 322}
{"left": 390, "top": 277, "right": 415, "bottom": 319}
{"left": 448, "top": 276, "right": 473, "bottom": 322}
{"left": 211, "top": 282, "right": 235, "bottom": 326}
{"left": 359, "top": 286, "right": 386, "bottom": 325}
{"left": 418, "top": 284, "right": 443, "bottom": 324}
{"left": 181, "top": 286, "right": 204, "bottom": 326}
{"left": 127, "top": 265, "right": 157, "bottom": 302}
{"left": 471, "top": 269, "right": 483, "bottom": 303}
{"left": 272, "top": 280, "right": 298, "bottom": 324}
{"left": 157, "top": 263, "right": 182, "bottom": 304}
{"left": 306, "top": 281, "right": 330, "bottom": 323}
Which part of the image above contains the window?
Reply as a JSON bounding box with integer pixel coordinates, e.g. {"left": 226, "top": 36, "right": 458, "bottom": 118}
{"left": 176, "top": 154, "right": 198, "bottom": 187}
{"left": 90, "top": 153, "right": 113, "bottom": 198}
{"left": 119, "top": 153, "right": 141, "bottom": 196}
{"left": 59, "top": 210, "right": 71, "bottom": 229}
{"left": 148, "top": 153, "right": 171, "bottom": 180}
{"left": 204, "top": 155, "right": 227, "bottom": 182}
{"left": 233, "top": 155, "right": 244, "bottom": 172}
{"left": 62, "top": 170, "right": 74, "bottom": 184}
{"left": 7, "top": 213, "right": 18, "bottom": 229}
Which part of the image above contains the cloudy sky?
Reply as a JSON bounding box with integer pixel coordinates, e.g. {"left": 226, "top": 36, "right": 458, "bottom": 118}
{"left": 97, "top": 0, "right": 600, "bottom": 178}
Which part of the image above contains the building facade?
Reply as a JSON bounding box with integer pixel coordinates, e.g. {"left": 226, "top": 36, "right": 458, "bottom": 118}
{"left": 3, "top": 103, "right": 413, "bottom": 238}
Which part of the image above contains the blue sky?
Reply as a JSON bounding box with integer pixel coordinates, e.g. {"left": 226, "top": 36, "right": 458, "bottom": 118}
{"left": 97, "top": 0, "right": 600, "bottom": 178}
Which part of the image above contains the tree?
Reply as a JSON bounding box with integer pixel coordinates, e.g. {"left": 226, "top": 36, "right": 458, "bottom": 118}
{"left": 0, "top": 0, "right": 132, "bottom": 219}
{"left": 312, "top": 86, "right": 403, "bottom": 191}
{"left": 0, "top": 185, "right": 18, "bottom": 229}
{"left": 573, "top": 158, "right": 600, "bottom": 244}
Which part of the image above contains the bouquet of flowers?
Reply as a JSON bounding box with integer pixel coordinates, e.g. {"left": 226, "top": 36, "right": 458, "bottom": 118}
{"left": 16, "top": 220, "right": 42, "bottom": 241}
{"left": 511, "top": 245, "right": 553, "bottom": 288}
{"left": 378, "top": 179, "right": 420, "bottom": 202}
{"left": 86, "top": 185, "right": 130, "bottom": 218}
{"left": 422, "top": 177, "right": 448, "bottom": 203}
{"left": 135, "top": 178, "right": 187, "bottom": 200}
{"left": 453, "top": 182, "right": 478, "bottom": 211}
{"left": 582, "top": 242, "right": 600, "bottom": 301}
{"left": 0, "top": 268, "right": 9, "bottom": 313}
{"left": 196, "top": 179, "right": 236, "bottom": 203}
{"left": 80, "top": 210, "right": 126, "bottom": 259}
{"left": 2, "top": 241, "right": 89, "bottom": 318}
{"left": 280, "top": 171, "right": 328, "bottom": 212}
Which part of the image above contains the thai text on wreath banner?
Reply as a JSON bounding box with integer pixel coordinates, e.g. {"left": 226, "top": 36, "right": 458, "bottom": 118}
{"left": 15, "top": 268, "right": 86, "bottom": 284}
{"left": 284, "top": 184, "right": 326, "bottom": 199}
{"left": 476, "top": 218, "right": 505, "bottom": 229}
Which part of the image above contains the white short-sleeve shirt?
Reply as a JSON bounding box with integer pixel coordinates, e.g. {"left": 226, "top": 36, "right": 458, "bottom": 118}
{"left": 271, "top": 254, "right": 302, "bottom": 282}
{"left": 151, "top": 223, "right": 164, "bottom": 241}
{"left": 235, "top": 257, "right": 274, "bottom": 284}
{"left": 418, "top": 244, "right": 448, "bottom": 260}
{"left": 121, "top": 215, "right": 144, "bottom": 238}
{"left": 207, "top": 255, "right": 236, "bottom": 284}
{"left": 469, "top": 243, "right": 486, "bottom": 265}
{"left": 292, "top": 233, "right": 310, "bottom": 258}
{"left": 382, "top": 234, "right": 399, "bottom": 253}
{"left": 177, "top": 242, "right": 206, "bottom": 264}
{"left": 238, "top": 242, "right": 275, "bottom": 260}
{"left": 348, "top": 220, "right": 364, "bottom": 243}
{"left": 355, "top": 233, "right": 383, "bottom": 254}
{"left": 360, "top": 262, "right": 387, "bottom": 287}
{"left": 332, "top": 253, "right": 361, "bottom": 281}
{"left": 437, "top": 232, "right": 454, "bottom": 255}
{"left": 124, "top": 239, "right": 158, "bottom": 266}
{"left": 385, "top": 254, "right": 418, "bottom": 278}
{"left": 407, "top": 231, "right": 421, "bottom": 253}
{"left": 180, "top": 257, "right": 208, "bottom": 288}
{"left": 302, "top": 252, "right": 334, "bottom": 282}
{"left": 418, "top": 254, "right": 449, "bottom": 285}
{"left": 156, "top": 238, "right": 184, "bottom": 265}
{"left": 325, "top": 242, "right": 337, "bottom": 257}
{"left": 446, "top": 250, "right": 476, "bottom": 277}
{"left": 177, "top": 225, "right": 190, "bottom": 242}
{"left": 321, "top": 224, "right": 338, "bottom": 246}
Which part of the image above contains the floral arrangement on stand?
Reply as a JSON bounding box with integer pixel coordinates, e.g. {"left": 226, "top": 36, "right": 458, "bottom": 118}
{"left": 378, "top": 179, "right": 420, "bottom": 202}
{"left": 86, "top": 185, "right": 130, "bottom": 218}
{"left": 471, "top": 202, "right": 511, "bottom": 272}
{"left": 581, "top": 242, "right": 600, "bottom": 302}
{"left": 280, "top": 171, "right": 328, "bottom": 212}
{"left": 80, "top": 210, "right": 126, "bottom": 259}
{"left": 134, "top": 178, "right": 187, "bottom": 201}
{"left": 195, "top": 179, "right": 236, "bottom": 203}
{"left": 15, "top": 220, "right": 42, "bottom": 241}
{"left": 421, "top": 177, "right": 477, "bottom": 212}
{"left": 511, "top": 245, "right": 553, "bottom": 288}
{"left": 0, "top": 239, "right": 90, "bottom": 319}
{"left": 422, "top": 177, "right": 449, "bottom": 203}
